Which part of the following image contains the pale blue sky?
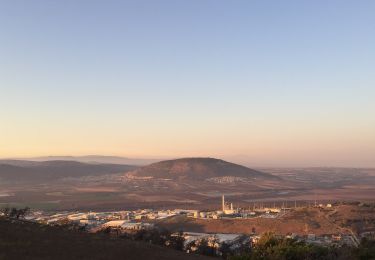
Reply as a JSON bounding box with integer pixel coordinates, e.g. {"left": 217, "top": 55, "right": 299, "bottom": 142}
{"left": 1, "top": 1, "right": 374, "bottom": 166}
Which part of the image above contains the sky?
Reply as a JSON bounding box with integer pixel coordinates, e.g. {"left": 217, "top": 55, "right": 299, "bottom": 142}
{"left": 0, "top": 0, "right": 374, "bottom": 167}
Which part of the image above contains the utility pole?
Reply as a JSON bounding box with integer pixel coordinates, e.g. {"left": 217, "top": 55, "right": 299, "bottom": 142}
{"left": 314, "top": 196, "right": 317, "bottom": 207}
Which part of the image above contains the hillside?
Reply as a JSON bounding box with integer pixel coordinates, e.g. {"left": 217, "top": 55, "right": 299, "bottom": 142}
{"left": 126, "top": 157, "right": 279, "bottom": 180}
{"left": 154, "top": 203, "right": 375, "bottom": 236}
{"left": 0, "top": 219, "right": 207, "bottom": 260}
{"left": 11, "top": 155, "right": 160, "bottom": 165}
{"left": 0, "top": 160, "right": 137, "bottom": 183}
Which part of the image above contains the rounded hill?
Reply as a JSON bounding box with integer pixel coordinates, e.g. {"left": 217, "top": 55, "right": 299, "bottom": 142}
{"left": 126, "top": 158, "right": 278, "bottom": 180}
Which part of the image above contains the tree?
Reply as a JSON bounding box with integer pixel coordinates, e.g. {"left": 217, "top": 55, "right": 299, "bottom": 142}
{"left": 132, "top": 228, "right": 170, "bottom": 246}
{"left": 194, "top": 237, "right": 218, "bottom": 256}
{"left": 15, "top": 207, "right": 30, "bottom": 219}
{"left": 357, "top": 237, "right": 375, "bottom": 259}
{"left": 0, "top": 207, "right": 30, "bottom": 219}
{"left": 167, "top": 231, "right": 185, "bottom": 251}
{"left": 0, "top": 207, "right": 11, "bottom": 217}
{"left": 55, "top": 218, "right": 83, "bottom": 231}
{"left": 236, "top": 235, "right": 252, "bottom": 256}
{"left": 219, "top": 241, "right": 232, "bottom": 259}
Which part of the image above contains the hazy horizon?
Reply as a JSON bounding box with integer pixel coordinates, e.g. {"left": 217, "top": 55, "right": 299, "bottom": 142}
{"left": 1, "top": 1, "right": 374, "bottom": 167}
{"left": 1, "top": 154, "right": 374, "bottom": 168}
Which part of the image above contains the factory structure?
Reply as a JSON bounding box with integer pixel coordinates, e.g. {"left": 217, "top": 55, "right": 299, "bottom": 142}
{"left": 189, "top": 195, "right": 239, "bottom": 219}
{"left": 221, "top": 195, "right": 236, "bottom": 214}
{"left": 189, "top": 195, "right": 290, "bottom": 219}
{"left": 185, "top": 195, "right": 335, "bottom": 221}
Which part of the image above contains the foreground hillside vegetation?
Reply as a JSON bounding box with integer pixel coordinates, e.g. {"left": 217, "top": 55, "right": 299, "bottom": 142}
{"left": 1, "top": 214, "right": 374, "bottom": 260}
{"left": 231, "top": 233, "right": 375, "bottom": 260}
{"left": 0, "top": 218, "right": 207, "bottom": 260}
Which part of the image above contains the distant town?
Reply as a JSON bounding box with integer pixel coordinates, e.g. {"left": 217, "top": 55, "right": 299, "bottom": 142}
{"left": 6, "top": 195, "right": 370, "bottom": 255}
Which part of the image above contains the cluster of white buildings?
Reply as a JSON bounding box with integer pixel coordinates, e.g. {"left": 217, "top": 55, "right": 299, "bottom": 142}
{"left": 179, "top": 231, "right": 358, "bottom": 254}
{"left": 186, "top": 195, "right": 285, "bottom": 220}
{"left": 182, "top": 232, "right": 252, "bottom": 255}
{"left": 26, "top": 208, "right": 200, "bottom": 232}
{"left": 20, "top": 203, "right": 361, "bottom": 251}
{"left": 24, "top": 195, "right": 292, "bottom": 231}
{"left": 297, "top": 233, "right": 358, "bottom": 247}
{"left": 20, "top": 195, "right": 361, "bottom": 249}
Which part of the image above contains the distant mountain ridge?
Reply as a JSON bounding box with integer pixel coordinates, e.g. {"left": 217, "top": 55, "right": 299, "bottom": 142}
{"left": 4, "top": 155, "right": 160, "bottom": 166}
{"left": 126, "top": 157, "right": 279, "bottom": 180}
{"left": 0, "top": 157, "right": 280, "bottom": 185}
{"left": 0, "top": 160, "right": 137, "bottom": 183}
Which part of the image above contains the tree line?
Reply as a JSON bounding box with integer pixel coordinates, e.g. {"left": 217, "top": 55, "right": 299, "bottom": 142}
{"left": 0, "top": 207, "right": 30, "bottom": 219}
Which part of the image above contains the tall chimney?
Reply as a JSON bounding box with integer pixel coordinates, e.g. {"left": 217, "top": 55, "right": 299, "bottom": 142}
{"left": 222, "top": 195, "right": 225, "bottom": 211}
